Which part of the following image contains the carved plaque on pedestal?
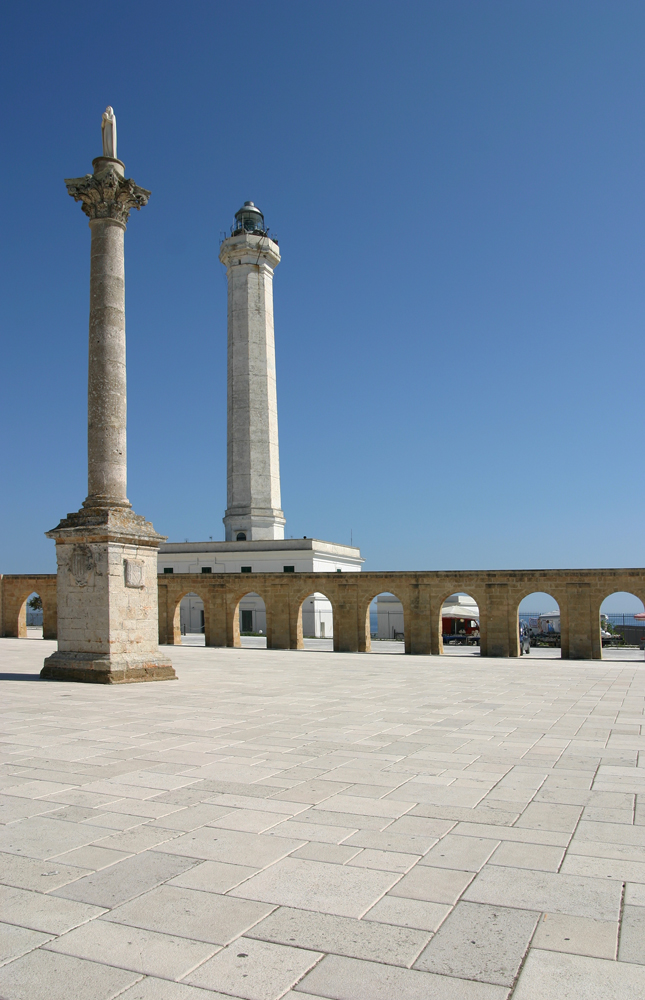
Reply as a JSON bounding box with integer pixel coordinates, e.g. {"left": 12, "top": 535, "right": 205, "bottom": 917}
{"left": 124, "top": 559, "right": 145, "bottom": 588}
{"left": 69, "top": 545, "right": 94, "bottom": 587}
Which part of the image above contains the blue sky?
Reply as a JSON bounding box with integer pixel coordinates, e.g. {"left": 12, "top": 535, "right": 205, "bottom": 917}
{"left": 1, "top": 1, "right": 644, "bottom": 610}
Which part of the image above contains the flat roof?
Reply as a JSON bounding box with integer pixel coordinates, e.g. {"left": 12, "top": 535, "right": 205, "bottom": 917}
{"left": 158, "top": 538, "right": 363, "bottom": 559}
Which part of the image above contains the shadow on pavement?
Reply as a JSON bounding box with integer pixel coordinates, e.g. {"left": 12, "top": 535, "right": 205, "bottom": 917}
{"left": 0, "top": 673, "right": 43, "bottom": 681}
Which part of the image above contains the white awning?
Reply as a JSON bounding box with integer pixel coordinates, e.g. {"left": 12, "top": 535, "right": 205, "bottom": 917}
{"left": 441, "top": 601, "right": 479, "bottom": 620}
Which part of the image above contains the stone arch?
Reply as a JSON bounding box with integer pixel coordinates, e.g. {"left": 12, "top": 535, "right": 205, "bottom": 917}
{"left": 18, "top": 590, "right": 41, "bottom": 638}
{"left": 435, "top": 588, "right": 484, "bottom": 655}
{"left": 597, "top": 587, "right": 645, "bottom": 659}
{"left": 238, "top": 592, "right": 267, "bottom": 644}
{"left": 515, "top": 589, "right": 563, "bottom": 658}
{"left": 361, "top": 588, "right": 408, "bottom": 653}
{"left": 171, "top": 586, "right": 213, "bottom": 646}
{"left": 228, "top": 585, "right": 272, "bottom": 648}
{"left": 295, "top": 590, "right": 335, "bottom": 649}
{"left": 0, "top": 577, "right": 57, "bottom": 640}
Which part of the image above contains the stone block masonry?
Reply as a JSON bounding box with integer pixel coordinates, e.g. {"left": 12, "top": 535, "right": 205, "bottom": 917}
{"left": 42, "top": 511, "right": 174, "bottom": 684}
{"left": 156, "top": 567, "right": 645, "bottom": 658}
{"left": 4, "top": 566, "right": 644, "bottom": 659}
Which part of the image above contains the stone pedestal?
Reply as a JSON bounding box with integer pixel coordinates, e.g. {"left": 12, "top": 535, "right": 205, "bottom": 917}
{"left": 42, "top": 507, "right": 174, "bottom": 683}
{"left": 42, "top": 139, "right": 175, "bottom": 683}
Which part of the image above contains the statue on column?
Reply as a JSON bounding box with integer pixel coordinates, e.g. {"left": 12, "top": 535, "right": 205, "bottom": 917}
{"left": 101, "top": 107, "right": 117, "bottom": 159}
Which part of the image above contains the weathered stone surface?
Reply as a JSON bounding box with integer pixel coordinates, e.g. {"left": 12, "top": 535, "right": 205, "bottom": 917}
{"left": 42, "top": 504, "right": 173, "bottom": 683}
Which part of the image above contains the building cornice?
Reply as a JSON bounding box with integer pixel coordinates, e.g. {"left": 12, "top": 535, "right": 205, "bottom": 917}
{"left": 159, "top": 538, "right": 363, "bottom": 559}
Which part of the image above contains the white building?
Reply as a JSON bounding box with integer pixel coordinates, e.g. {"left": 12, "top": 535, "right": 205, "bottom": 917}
{"left": 158, "top": 537, "right": 362, "bottom": 636}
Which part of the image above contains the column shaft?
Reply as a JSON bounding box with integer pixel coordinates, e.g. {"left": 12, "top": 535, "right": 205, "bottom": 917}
{"left": 87, "top": 218, "right": 128, "bottom": 506}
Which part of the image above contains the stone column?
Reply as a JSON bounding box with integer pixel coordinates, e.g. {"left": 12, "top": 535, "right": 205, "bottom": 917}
{"left": 86, "top": 178, "right": 129, "bottom": 507}
{"left": 219, "top": 208, "right": 285, "bottom": 542}
{"left": 41, "top": 146, "right": 175, "bottom": 683}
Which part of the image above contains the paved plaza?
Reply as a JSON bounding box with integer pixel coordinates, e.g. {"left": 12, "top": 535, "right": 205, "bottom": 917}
{"left": 0, "top": 639, "right": 644, "bottom": 999}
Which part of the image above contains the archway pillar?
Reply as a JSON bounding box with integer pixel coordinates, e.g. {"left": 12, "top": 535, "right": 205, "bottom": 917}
{"left": 408, "top": 583, "right": 432, "bottom": 655}
{"left": 205, "top": 583, "right": 227, "bottom": 647}
{"left": 481, "top": 583, "right": 511, "bottom": 657}
{"left": 158, "top": 584, "right": 182, "bottom": 645}
{"left": 3, "top": 588, "right": 23, "bottom": 637}
{"left": 170, "top": 596, "right": 182, "bottom": 645}
{"left": 42, "top": 592, "right": 57, "bottom": 640}
{"left": 507, "top": 586, "right": 520, "bottom": 657}
{"left": 292, "top": 600, "right": 305, "bottom": 650}
{"left": 430, "top": 588, "right": 443, "bottom": 655}
{"left": 157, "top": 582, "right": 169, "bottom": 644}
{"left": 267, "top": 583, "right": 291, "bottom": 650}
{"left": 227, "top": 591, "right": 241, "bottom": 648}
{"left": 564, "top": 583, "right": 596, "bottom": 659}
{"left": 334, "top": 581, "right": 360, "bottom": 652}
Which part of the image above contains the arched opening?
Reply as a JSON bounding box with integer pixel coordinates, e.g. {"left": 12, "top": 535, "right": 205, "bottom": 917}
{"left": 179, "top": 592, "right": 207, "bottom": 645}
{"left": 237, "top": 592, "right": 267, "bottom": 648}
{"left": 236, "top": 532, "right": 247, "bottom": 541}
{"left": 599, "top": 591, "right": 645, "bottom": 661}
{"left": 518, "top": 592, "right": 561, "bottom": 658}
{"left": 171, "top": 590, "right": 211, "bottom": 647}
{"left": 440, "top": 593, "right": 480, "bottom": 655}
{"left": 369, "top": 593, "right": 405, "bottom": 653}
{"left": 19, "top": 592, "right": 43, "bottom": 639}
{"left": 299, "top": 592, "right": 334, "bottom": 651}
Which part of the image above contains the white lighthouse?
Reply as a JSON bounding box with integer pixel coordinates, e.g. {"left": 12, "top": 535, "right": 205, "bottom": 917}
{"left": 157, "top": 200, "right": 363, "bottom": 637}
{"left": 219, "top": 202, "right": 285, "bottom": 541}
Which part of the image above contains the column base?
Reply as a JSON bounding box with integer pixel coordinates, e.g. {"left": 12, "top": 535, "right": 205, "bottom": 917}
{"left": 41, "top": 651, "right": 176, "bottom": 684}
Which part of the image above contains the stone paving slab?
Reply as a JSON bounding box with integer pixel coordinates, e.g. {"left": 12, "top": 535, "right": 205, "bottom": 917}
{"left": 185, "top": 937, "right": 322, "bottom": 998}
{"left": 244, "top": 904, "right": 430, "bottom": 966}
{"left": 531, "top": 910, "right": 618, "bottom": 958}
{"left": 44, "top": 918, "right": 219, "bottom": 979}
{"left": 512, "top": 948, "right": 645, "bottom": 998}
{"left": 0, "top": 638, "right": 644, "bottom": 998}
{"left": 413, "top": 900, "right": 540, "bottom": 986}
{"left": 292, "top": 953, "right": 509, "bottom": 999}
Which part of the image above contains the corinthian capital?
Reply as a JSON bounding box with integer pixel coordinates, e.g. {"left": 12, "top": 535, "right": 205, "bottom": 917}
{"left": 65, "top": 166, "right": 150, "bottom": 226}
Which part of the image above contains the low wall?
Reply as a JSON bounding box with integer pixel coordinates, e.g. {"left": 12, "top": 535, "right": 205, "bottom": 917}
{"left": 3, "top": 567, "right": 642, "bottom": 660}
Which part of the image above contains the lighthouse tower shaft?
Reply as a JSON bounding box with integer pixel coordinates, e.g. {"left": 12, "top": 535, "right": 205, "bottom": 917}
{"left": 220, "top": 230, "right": 285, "bottom": 541}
